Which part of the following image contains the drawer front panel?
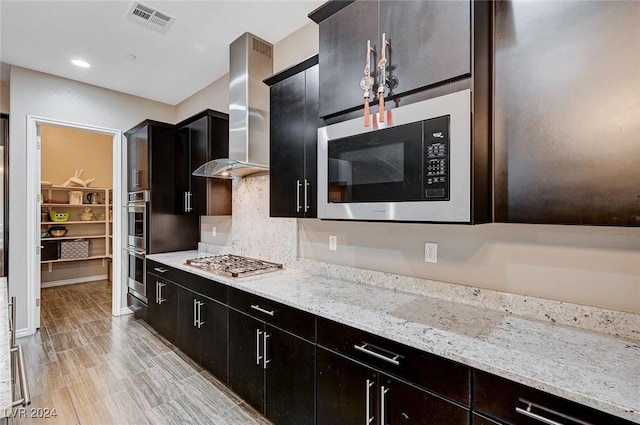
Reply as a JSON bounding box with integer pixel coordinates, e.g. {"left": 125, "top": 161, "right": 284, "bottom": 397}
{"left": 474, "top": 370, "right": 635, "bottom": 425}
{"left": 318, "top": 317, "right": 470, "bottom": 405}
{"left": 229, "top": 288, "right": 315, "bottom": 341}
{"left": 147, "top": 260, "right": 227, "bottom": 304}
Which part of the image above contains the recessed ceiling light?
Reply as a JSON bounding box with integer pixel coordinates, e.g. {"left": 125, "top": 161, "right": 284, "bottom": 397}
{"left": 71, "top": 59, "right": 91, "bottom": 68}
{"left": 126, "top": 54, "right": 137, "bottom": 61}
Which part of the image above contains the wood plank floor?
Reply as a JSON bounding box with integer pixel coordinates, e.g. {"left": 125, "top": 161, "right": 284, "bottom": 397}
{"left": 13, "top": 281, "right": 272, "bottom": 425}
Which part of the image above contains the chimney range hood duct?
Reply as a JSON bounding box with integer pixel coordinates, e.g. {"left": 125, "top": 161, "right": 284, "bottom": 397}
{"left": 192, "top": 33, "right": 273, "bottom": 179}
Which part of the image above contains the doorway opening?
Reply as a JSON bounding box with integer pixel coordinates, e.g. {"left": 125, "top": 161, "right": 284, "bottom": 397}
{"left": 26, "top": 116, "right": 124, "bottom": 336}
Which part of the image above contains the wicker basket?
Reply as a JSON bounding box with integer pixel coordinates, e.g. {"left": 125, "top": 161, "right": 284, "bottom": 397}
{"left": 60, "top": 239, "right": 89, "bottom": 259}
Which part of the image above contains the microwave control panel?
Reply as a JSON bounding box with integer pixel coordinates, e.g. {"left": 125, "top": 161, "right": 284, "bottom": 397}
{"left": 423, "top": 115, "right": 451, "bottom": 200}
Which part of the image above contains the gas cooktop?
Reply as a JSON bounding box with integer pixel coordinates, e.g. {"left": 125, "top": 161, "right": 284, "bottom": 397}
{"left": 184, "top": 254, "right": 284, "bottom": 278}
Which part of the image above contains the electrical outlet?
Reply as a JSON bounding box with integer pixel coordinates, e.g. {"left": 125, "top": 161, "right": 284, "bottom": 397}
{"left": 329, "top": 235, "right": 337, "bottom": 251}
{"left": 424, "top": 242, "right": 438, "bottom": 263}
{"left": 211, "top": 227, "right": 217, "bottom": 237}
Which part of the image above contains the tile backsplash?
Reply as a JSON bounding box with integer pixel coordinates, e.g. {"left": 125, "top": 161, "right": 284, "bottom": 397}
{"left": 201, "top": 176, "right": 297, "bottom": 266}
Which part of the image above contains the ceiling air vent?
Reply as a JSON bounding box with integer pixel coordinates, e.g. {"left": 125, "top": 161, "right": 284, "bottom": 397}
{"left": 126, "top": 1, "right": 175, "bottom": 34}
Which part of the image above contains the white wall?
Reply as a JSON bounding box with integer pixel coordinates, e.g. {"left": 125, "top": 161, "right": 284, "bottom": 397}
{"left": 9, "top": 66, "right": 176, "bottom": 331}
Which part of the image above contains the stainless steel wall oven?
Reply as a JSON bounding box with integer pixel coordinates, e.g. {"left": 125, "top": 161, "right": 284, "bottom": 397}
{"left": 126, "top": 190, "right": 148, "bottom": 317}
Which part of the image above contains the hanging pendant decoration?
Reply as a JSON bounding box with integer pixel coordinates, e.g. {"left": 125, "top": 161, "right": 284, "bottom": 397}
{"left": 377, "top": 32, "right": 389, "bottom": 123}
{"left": 360, "top": 40, "right": 374, "bottom": 127}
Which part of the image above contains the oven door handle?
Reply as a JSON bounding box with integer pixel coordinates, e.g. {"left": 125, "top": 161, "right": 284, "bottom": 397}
{"left": 125, "top": 248, "right": 146, "bottom": 259}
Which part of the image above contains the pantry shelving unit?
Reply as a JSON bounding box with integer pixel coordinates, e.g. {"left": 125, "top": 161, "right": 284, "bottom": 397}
{"left": 40, "top": 185, "right": 113, "bottom": 272}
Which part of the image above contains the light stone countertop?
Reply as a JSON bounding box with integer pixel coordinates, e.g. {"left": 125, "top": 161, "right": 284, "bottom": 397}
{"left": 0, "top": 278, "right": 12, "bottom": 417}
{"left": 147, "top": 251, "right": 640, "bottom": 424}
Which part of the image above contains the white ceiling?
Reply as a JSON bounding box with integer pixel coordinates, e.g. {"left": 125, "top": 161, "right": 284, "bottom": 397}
{"left": 0, "top": 0, "right": 324, "bottom": 104}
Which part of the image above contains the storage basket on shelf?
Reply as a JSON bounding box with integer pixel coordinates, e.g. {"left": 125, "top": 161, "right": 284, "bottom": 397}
{"left": 60, "top": 239, "right": 89, "bottom": 259}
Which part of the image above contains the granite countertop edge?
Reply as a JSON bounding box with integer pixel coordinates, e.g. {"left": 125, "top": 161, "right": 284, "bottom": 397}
{"left": 146, "top": 251, "right": 640, "bottom": 424}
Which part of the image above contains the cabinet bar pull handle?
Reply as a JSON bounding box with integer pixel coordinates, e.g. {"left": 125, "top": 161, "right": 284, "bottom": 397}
{"left": 250, "top": 304, "right": 275, "bottom": 316}
{"left": 155, "top": 282, "right": 159, "bottom": 304}
{"left": 304, "top": 179, "right": 309, "bottom": 213}
{"left": 10, "top": 345, "right": 30, "bottom": 407}
{"left": 196, "top": 301, "right": 205, "bottom": 328}
{"left": 263, "top": 332, "right": 270, "bottom": 370}
{"left": 193, "top": 298, "right": 197, "bottom": 327}
{"left": 184, "top": 192, "right": 189, "bottom": 212}
{"left": 256, "top": 329, "right": 263, "bottom": 365}
{"left": 296, "top": 180, "right": 302, "bottom": 212}
{"left": 516, "top": 399, "right": 585, "bottom": 425}
{"left": 157, "top": 282, "right": 166, "bottom": 304}
{"left": 187, "top": 192, "right": 192, "bottom": 212}
{"left": 365, "top": 379, "right": 374, "bottom": 424}
{"left": 516, "top": 407, "right": 563, "bottom": 425}
{"left": 380, "top": 386, "right": 389, "bottom": 425}
{"left": 354, "top": 343, "right": 401, "bottom": 366}
{"left": 154, "top": 267, "right": 168, "bottom": 273}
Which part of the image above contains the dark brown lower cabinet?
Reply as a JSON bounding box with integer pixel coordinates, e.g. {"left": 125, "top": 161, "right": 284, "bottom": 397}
{"left": 317, "top": 347, "right": 469, "bottom": 425}
{"left": 474, "top": 370, "right": 636, "bottom": 425}
{"left": 228, "top": 309, "right": 315, "bottom": 425}
{"left": 228, "top": 310, "right": 264, "bottom": 411}
{"left": 175, "top": 287, "right": 228, "bottom": 383}
{"left": 472, "top": 413, "right": 501, "bottom": 425}
{"left": 146, "top": 272, "right": 179, "bottom": 345}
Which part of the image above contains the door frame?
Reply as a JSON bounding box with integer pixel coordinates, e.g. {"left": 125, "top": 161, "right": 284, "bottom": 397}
{"left": 26, "top": 115, "right": 124, "bottom": 335}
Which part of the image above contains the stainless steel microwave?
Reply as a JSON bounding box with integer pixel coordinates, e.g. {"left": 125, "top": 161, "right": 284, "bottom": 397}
{"left": 317, "top": 89, "right": 473, "bottom": 222}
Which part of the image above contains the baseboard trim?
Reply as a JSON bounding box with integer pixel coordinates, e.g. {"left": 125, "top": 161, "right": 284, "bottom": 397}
{"left": 40, "top": 275, "right": 108, "bottom": 288}
{"left": 119, "top": 307, "right": 134, "bottom": 316}
{"left": 16, "top": 328, "right": 29, "bottom": 339}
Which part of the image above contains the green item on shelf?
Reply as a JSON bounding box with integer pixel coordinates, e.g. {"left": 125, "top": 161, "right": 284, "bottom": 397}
{"left": 49, "top": 209, "right": 70, "bottom": 222}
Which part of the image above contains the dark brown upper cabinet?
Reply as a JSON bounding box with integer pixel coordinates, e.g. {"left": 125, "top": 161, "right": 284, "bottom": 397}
{"left": 265, "top": 56, "right": 321, "bottom": 218}
{"left": 175, "top": 110, "right": 232, "bottom": 216}
{"left": 311, "top": 0, "right": 471, "bottom": 119}
{"left": 493, "top": 1, "right": 640, "bottom": 226}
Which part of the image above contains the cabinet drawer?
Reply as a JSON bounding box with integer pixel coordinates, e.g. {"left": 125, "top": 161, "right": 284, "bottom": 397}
{"left": 474, "top": 370, "right": 635, "bottom": 425}
{"left": 317, "top": 317, "right": 470, "bottom": 406}
{"left": 147, "top": 259, "right": 180, "bottom": 281}
{"left": 229, "top": 288, "right": 315, "bottom": 341}
{"left": 147, "top": 260, "right": 227, "bottom": 304}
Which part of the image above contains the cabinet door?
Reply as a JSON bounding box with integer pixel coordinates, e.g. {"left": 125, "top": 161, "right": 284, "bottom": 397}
{"left": 146, "top": 273, "right": 162, "bottom": 332}
{"left": 317, "top": 347, "right": 377, "bottom": 425}
{"left": 175, "top": 285, "right": 201, "bottom": 362}
{"left": 126, "top": 130, "right": 138, "bottom": 192}
{"left": 472, "top": 414, "right": 501, "bottom": 425}
{"left": 379, "top": 0, "right": 471, "bottom": 99}
{"left": 493, "top": 1, "right": 640, "bottom": 226}
{"left": 318, "top": 0, "right": 378, "bottom": 118}
{"left": 379, "top": 373, "right": 469, "bottom": 425}
{"left": 135, "top": 127, "right": 149, "bottom": 190}
{"left": 303, "top": 65, "right": 320, "bottom": 218}
{"left": 264, "top": 325, "right": 315, "bottom": 425}
{"left": 228, "top": 309, "right": 265, "bottom": 413}
{"left": 155, "top": 279, "right": 178, "bottom": 345}
{"left": 269, "top": 71, "right": 306, "bottom": 217}
{"left": 198, "top": 296, "right": 228, "bottom": 383}
{"left": 187, "top": 116, "right": 209, "bottom": 216}
{"left": 175, "top": 125, "right": 191, "bottom": 214}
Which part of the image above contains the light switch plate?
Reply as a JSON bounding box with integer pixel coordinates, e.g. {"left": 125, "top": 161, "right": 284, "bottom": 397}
{"left": 211, "top": 227, "right": 217, "bottom": 237}
{"left": 424, "top": 242, "right": 438, "bottom": 263}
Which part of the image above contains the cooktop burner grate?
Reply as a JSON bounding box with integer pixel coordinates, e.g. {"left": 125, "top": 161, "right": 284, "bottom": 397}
{"left": 184, "top": 254, "right": 283, "bottom": 278}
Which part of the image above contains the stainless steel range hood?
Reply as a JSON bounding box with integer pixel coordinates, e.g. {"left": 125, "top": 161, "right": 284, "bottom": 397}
{"left": 193, "top": 33, "right": 273, "bottom": 179}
